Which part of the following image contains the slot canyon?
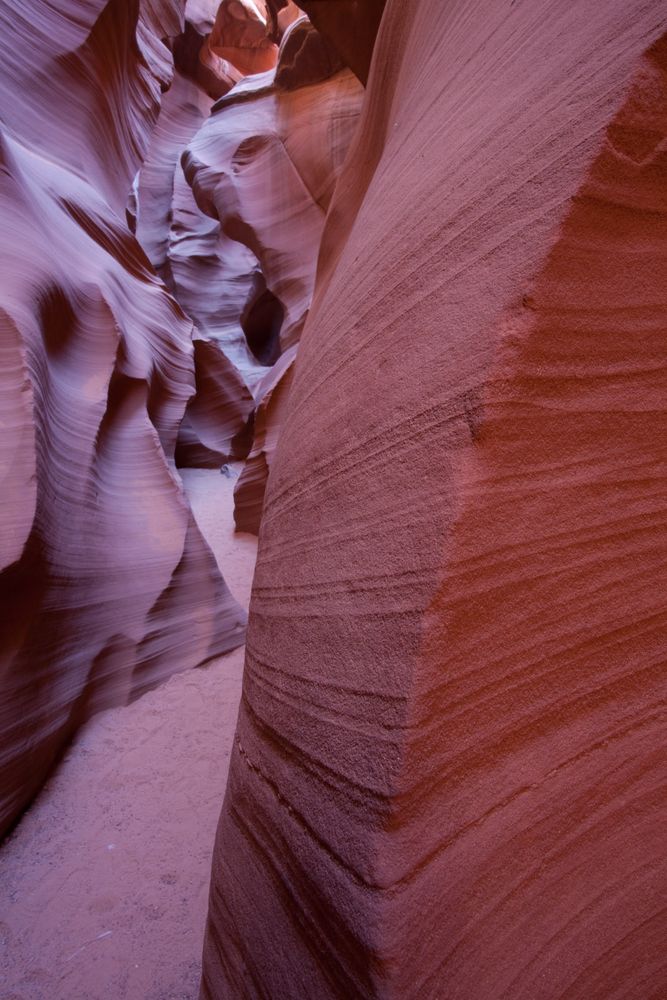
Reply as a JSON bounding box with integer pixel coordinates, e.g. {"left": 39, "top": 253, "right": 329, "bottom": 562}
{"left": 0, "top": 1, "right": 665, "bottom": 998}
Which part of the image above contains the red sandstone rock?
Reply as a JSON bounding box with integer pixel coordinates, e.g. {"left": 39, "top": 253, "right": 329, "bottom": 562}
{"left": 168, "top": 189, "right": 263, "bottom": 386}
{"left": 175, "top": 334, "right": 255, "bottom": 468}
{"left": 0, "top": 0, "right": 180, "bottom": 218}
{"left": 133, "top": 0, "right": 276, "bottom": 466}
{"left": 289, "top": 0, "right": 386, "bottom": 84}
{"left": 233, "top": 345, "right": 297, "bottom": 532}
{"left": 173, "top": 0, "right": 243, "bottom": 100}
{"left": 161, "top": 31, "right": 262, "bottom": 388}
{"left": 202, "top": 2, "right": 667, "bottom": 997}
{"left": 181, "top": 15, "right": 362, "bottom": 521}
{"left": 0, "top": 0, "right": 246, "bottom": 836}
{"left": 183, "top": 17, "right": 363, "bottom": 354}
{"left": 209, "top": 0, "right": 278, "bottom": 76}
{"left": 134, "top": 68, "right": 211, "bottom": 286}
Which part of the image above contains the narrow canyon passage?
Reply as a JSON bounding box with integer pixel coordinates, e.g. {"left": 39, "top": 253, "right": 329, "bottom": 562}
{"left": 0, "top": 467, "right": 257, "bottom": 1000}
{"left": 1, "top": 1, "right": 665, "bottom": 997}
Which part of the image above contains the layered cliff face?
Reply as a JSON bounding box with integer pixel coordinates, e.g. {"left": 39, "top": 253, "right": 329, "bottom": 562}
{"left": 202, "top": 2, "right": 667, "bottom": 998}
{"left": 0, "top": 0, "right": 246, "bottom": 836}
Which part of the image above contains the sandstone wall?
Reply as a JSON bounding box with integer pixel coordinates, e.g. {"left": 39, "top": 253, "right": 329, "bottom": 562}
{"left": 202, "top": 2, "right": 667, "bottom": 996}
{"left": 0, "top": 0, "right": 246, "bottom": 836}
{"left": 183, "top": 15, "right": 363, "bottom": 523}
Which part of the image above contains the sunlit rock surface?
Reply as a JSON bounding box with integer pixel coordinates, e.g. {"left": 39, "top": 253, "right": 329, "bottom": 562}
{"left": 202, "top": 2, "right": 667, "bottom": 997}
{"left": 0, "top": 0, "right": 246, "bottom": 837}
{"left": 208, "top": 0, "right": 278, "bottom": 76}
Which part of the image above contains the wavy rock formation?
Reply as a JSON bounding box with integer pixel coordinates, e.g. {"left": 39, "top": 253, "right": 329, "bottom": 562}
{"left": 175, "top": 334, "right": 255, "bottom": 468}
{"left": 134, "top": 0, "right": 279, "bottom": 287}
{"left": 0, "top": 0, "right": 246, "bottom": 836}
{"left": 181, "top": 14, "right": 363, "bottom": 519}
{"left": 164, "top": 4, "right": 266, "bottom": 391}
{"left": 134, "top": 65, "right": 213, "bottom": 286}
{"left": 132, "top": 0, "right": 272, "bottom": 468}
{"left": 173, "top": 0, "right": 243, "bottom": 101}
{"left": 278, "top": 0, "right": 387, "bottom": 84}
{"left": 169, "top": 198, "right": 262, "bottom": 387}
{"left": 183, "top": 17, "right": 364, "bottom": 355}
{"left": 0, "top": 0, "right": 181, "bottom": 218}
{"left": 208, "top": 0, "right": 278, "bottom": 76}
{"left": 202, "top": 2, "right": 667, "bottom": 997}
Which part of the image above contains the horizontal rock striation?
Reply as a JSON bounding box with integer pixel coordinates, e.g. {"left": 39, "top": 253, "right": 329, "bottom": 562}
{"left": 202, "top": 1, "right": 667, "bottom": 997}
{"left": 0, "top": 0, "right": 246, "bottom": 836}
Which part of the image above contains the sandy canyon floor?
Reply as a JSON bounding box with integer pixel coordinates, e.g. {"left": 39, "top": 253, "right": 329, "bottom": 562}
{"left": 0, "top": 467, "right": 257, "bottom": 1000}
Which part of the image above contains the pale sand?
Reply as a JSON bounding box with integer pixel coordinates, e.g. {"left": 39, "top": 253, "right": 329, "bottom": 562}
{"left": 0, "top": 465, "right": 257, "bottom": 1000}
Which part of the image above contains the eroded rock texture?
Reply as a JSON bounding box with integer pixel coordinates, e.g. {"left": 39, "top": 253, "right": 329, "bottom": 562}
{"left": 129, "top": 2, "right": 333, "bottom": 475}
{"left": 279, "top": 0, "right": 387, "bottom": 84}
{"left": 184, "top": 19, "right": 362, "bottom": 355}
{"left": 208, "top": 0, "right": 278, "bottom": 76}
{"left": 233, "top": 345, "right": 297, "bottom": 533}
{"left": 179, "top": 15, "right": 362, "bottom": 520}
{"left": 174, "top": 333, "right": 255, "bottom": 468}
{"left": 202, "top": 2, "right": 667, "bottom": 997}
{"left": 0, "top": 0, "right": 246, "bottom": 836}
{"left": 131, "top": 0, "right": 271, "bottom": 468}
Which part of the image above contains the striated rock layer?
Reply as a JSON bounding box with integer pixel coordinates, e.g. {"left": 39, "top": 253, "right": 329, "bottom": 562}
{"left": 202, "top": 2, "right": 667, "bottom": 997}
{"left": 0, "top": 0, "right": 246, "bottom": 836}
{"left": 132, "top": 0, "right": 272, "bottom": 467}
{"left": 183, "top": 15, "right": 363, "bottom": 522}
{"left": 284, "top": 0, "right": 387, "bottom": 84}
{"left": 184, "top": 16, "right": 363, "bottom": 355}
